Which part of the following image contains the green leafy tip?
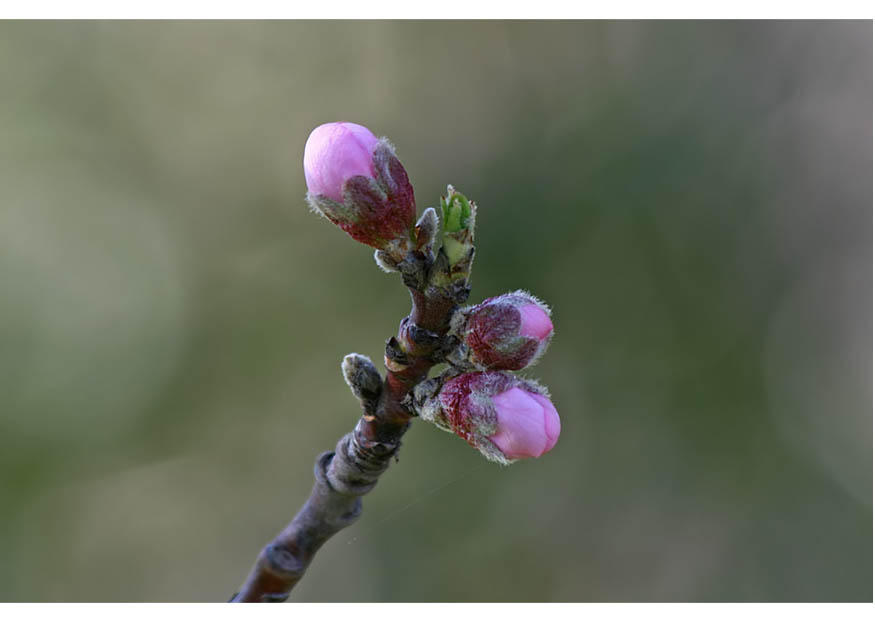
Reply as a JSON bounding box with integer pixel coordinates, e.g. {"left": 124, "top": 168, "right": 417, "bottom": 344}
{"left": 441, "top": 186, "right": 472, "bottom": 234}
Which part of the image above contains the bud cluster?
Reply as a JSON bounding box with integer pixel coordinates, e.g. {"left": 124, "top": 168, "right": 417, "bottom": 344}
{"left": 416, "top": 290, "right": 557, "bottom": 463}
{"left": 303, "top": 121, "right": 562, "bottom": 465}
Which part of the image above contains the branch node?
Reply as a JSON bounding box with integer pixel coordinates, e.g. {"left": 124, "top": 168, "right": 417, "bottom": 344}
{"left": 397, "top": 251, "right": 430, "bottom": 290}
{"left": 403, "top": 318, "right": 441, "bottom": 348}
{"left": 384, "top": 336, "right": 410, "bottom": 371}
{"left": 264, "top": 543, "right": 306, "bottom": 579}
{"left": 262, "top": 593, "right": 291, "bottom": 603}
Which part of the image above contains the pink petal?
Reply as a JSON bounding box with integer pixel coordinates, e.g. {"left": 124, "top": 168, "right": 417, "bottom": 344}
{"left": 490, "top": 387, "right": 550, "bottom": 459}
{"left": 303, "top": 122, "right": 379, "bottom": 201}
{"left": 518, "top": 304, "right": 553, "bottom": 342}
{"left": 531, "top": 393, "right": 560, "bottom": 452}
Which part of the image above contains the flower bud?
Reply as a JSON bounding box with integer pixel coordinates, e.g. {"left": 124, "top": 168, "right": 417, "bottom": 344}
{"left": 417, "top": 371, "right": 560, "bottom": 464}
{"left": 449, "top": 291, "right": 553, "bottom": 371}
{"left": 304, "top": 122, "right": 416, "bottom": 253}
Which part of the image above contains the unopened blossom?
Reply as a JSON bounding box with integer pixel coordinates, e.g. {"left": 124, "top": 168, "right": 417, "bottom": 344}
{"left": 303, "top": 122, "right": 416, "bottom": 252}
{"left": 451, "top": 291, "right": 553, "bottom": 371}
{"left": 418, "top": 371, "right": 560, "bottom": 464}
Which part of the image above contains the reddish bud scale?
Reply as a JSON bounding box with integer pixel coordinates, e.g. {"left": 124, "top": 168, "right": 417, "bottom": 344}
{"left": 437, "top": 378, "right": 466, "bottom": 438}
{"left": 336, "top": 143, "right": 416, "bottom": 248}
{"left": 374, "top": 141, "right": 416, "bottom": 220}
{"left": 337, "top": 178, "right": 407, "bottom": 247}
{"left": 465, "top": 304, "right": 539, "bottom": 371}
{"left": 437, "top": 372, "right": 510, "bottom": 447}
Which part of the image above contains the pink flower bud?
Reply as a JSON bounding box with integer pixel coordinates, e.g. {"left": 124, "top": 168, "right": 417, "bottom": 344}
{"left": 418, "top": 371, "right": 560, "bottom": 464}
{"left": 457, "top": 291, "right": 553, "bottom": 371}
{"left": 303, "top": 122, "right": 416, "bottom": 252}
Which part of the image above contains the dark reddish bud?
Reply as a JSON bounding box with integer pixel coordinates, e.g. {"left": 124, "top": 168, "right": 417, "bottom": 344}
{"left": 449, "top": 291, "right": 553, "bottom": 371}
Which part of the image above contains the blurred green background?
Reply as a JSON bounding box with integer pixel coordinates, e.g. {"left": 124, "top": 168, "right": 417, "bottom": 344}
{"left": 0, "top": 21, "right": 871, "bottom": 602}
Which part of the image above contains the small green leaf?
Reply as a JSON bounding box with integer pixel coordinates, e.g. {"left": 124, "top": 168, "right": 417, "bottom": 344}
{"left": 442, "top": 190, "right": 471, "bottom": 233}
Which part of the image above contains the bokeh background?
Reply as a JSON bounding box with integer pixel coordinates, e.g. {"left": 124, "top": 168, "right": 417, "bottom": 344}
{"left": 0, "top": 20, "right": 871, "bottom": 602}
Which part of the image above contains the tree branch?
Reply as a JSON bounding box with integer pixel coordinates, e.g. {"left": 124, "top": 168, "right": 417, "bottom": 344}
{"left": 230, "top": 252, "right": 463, "bottom": 603}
